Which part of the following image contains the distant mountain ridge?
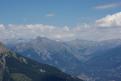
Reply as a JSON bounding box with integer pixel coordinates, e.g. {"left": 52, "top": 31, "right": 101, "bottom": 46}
{"left": 82, "top": 45, "right": 121, "bottom": 81}
{"left": 7, "top": 37, "right": 84, "bottom": 75}
{"left": 0, "top": 42, "right": 83, "bottom": 81}
{"left": 5, "top": 37, "right": 121, "bottom": 81}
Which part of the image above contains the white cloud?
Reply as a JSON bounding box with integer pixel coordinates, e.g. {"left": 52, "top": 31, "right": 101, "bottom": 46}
{"left": 95, "top": 2, "right": 121, "bottom": 9}
{"left": 96, "top": 12, "right": 121, "bottom": 27}
{"left": 1, "top": 12, "right": 121, "bottom": 42}
{"left": 1, "top": 23, "right": 121, "bottom": 42}
{"left": 46, "top": 13, "right": 55, "bottom": 17}
{"left": 0, "top": 24, "right": 5, "bottom": 30}
{"left": 0, "top": 24, "right": 75, "bottom": 41}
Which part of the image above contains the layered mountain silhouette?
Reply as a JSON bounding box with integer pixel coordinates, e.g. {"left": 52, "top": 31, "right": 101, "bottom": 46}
{"left": 5, "top": 37, "right": 121, "bottom": 81}
{"left": 83, "top": 45, "right": 121, "bottom": 81}
{"left": 0, "top": 42, "right": 83, "bottom": 81}
{"left": 7, "top": 37, "right": 84, "bottom": 75}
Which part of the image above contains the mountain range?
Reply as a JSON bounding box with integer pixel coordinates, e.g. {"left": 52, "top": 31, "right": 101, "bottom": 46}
{"left": 0, "top": 42, "right": 83, "bottom": 81}
{"left": 82, "top": 45, "right": 121, "bottom": 81}
{"left": 5, "top": 37, "right": 121, "bottom": 81}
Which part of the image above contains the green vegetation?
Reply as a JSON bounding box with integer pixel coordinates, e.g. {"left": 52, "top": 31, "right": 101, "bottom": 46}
{"left": 11, "top": 73, "right": 32, "bottom": 81}
{"left": 0, "top": 44, "right": 83, "bottom": 81}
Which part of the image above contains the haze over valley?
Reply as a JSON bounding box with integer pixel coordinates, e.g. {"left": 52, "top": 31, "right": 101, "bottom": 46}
{"left": 0, "top": 0, "right": 121, "bottom": 81}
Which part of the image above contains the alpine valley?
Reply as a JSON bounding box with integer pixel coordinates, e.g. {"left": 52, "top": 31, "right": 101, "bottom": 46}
{"left": 5, "top": 37, "right": 121, "bottom": 81}
{"left": 0, "top": 42, "right": 83, "bottom": 81}
{"left": 1, "top": 0, "right": 121, "bottom": 81}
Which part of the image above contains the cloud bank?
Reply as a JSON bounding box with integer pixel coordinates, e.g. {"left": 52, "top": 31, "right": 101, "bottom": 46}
{"left": 0, "top": 12, "right": 121, "bottom": 42}
{"left": 96, "top": 12, "right": 121, "bottom": 27}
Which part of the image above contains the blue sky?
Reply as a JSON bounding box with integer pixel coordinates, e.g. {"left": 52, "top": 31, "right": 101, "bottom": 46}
{"left": 0, "top": 0, "right": 121, "bottom": 26}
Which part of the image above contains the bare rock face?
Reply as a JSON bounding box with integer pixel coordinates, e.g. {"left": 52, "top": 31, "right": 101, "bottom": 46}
{"left": 0, "top": 42, "right": 83, "bottom": 81}
{"left": 0, "top": 42, "right": 7, "bottom": 81}
{"left": 0, "top": 43, "right": 7, "bottom": 54}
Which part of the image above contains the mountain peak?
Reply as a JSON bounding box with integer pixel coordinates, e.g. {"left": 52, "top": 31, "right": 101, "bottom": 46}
{"left": 0, "top": 42, "right": 8, "bottom": 54}
{"left": 0, "top": 42, "right": 83, "bottom": 81}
